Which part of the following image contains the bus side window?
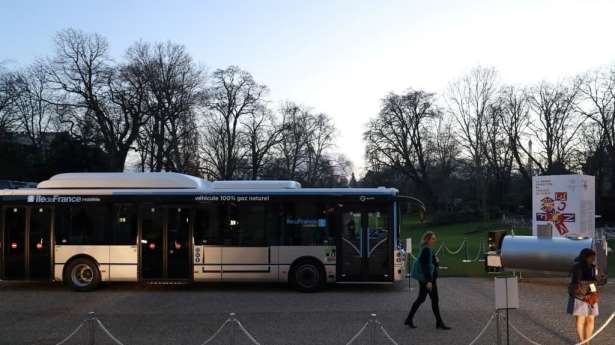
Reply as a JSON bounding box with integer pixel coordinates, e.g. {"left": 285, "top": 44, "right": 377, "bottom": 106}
{"left": 55, "top": 205, "right": 112, "bottom": 245}
{"left": 54, "top": 206, "right": 70, "bottom": 244}
{"left": 194, "top": 206, "right": 221, "bottom": 245}
{"left": 283, "top": 202, "right": 334, "bottom": 246}
{"left": 220, "top": 204, "right": 267, "bottom": 247}
{"left": 266, "top": 203, "right": 283, "bottom": 246}
{"left": 113, "top": 205, "right": 137, "bottom": 245}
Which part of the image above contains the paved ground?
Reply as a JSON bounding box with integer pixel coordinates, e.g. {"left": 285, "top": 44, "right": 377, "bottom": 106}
{"left": 0, "top": 278, "right": 613, "bottom": 345}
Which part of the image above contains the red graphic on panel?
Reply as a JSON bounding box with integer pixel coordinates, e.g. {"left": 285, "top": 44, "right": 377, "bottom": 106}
{"left": 536, "top": 192, "right": 574, "bottom": 235}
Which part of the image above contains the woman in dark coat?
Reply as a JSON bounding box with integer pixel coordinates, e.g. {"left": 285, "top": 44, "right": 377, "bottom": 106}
{"left": 404, "top": 231, "right": 450, "bottom": 330}
{"left": 568, "top": 248, "right": 600, "bottom": 344}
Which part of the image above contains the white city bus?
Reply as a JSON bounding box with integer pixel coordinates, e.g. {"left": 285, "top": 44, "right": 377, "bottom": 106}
{"left": 0, "top": 172, "right": 408, "bottom": 291}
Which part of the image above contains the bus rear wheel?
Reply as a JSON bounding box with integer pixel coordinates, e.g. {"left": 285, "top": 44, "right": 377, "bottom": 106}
{"left": 64, "top": 258, "right": 101, "bottom": 292}
{"left": 291, "top": 261, "right": 325, "bottom": 292}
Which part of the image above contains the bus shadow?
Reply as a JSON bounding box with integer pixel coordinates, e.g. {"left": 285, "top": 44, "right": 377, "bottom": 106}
{"left": 0, "top": 280, "right": 403, "bottom": 294}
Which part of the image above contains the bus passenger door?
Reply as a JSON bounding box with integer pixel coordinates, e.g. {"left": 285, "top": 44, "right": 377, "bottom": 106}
{"left": 28, "top": 207, "right": 52, "bottom": 279}
{"left": 365, "top": 209, "right": 391, "bottom": 281}
{"left": 166, "top": 207, "right": 191, "bottom": 280}
{"left": 337, "top": 206, "right": 392, "bottom": 282}
{"left": 338, "top": 210, "right": 367, "bottom": 281}
{"left": 1, "top": 206, "right": 52, "bottom": 280}
{"left": 140, "top": 206, "right": 192, "bottom": 281}
{"left": 2, "top": 207, "right": 26, "bottom": 279}
{"left": 141, "top": 206, "right": 164, "bottom": 279}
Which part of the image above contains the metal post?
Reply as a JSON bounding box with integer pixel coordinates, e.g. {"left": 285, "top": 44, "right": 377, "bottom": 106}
{"left": 506, "top": 308, "right": 510, "bottom": 345}
{"left": 229, "top": 312, "right": 236, "bottom": 345}
{"left": 504, "top": 280, "right": 510, "bottom": 345}
{"left": 408, "top": 262, "right": 414, "bottom": 291}
{"left": 369, "top": 314, "right": 377, "bottom": 345}
{"left": 88, "top": 312, "right": 96, "bottom": 345}
{"left": 495, "top": 310, "right": 502, "bottom": 345}
{"left": 478, "top": 240, "right": 485, "bottom": 262}
{"left": 463, "top": 238, "right": 471, "bottom": 262}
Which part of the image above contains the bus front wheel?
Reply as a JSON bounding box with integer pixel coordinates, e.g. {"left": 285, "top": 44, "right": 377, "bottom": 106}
{"left": 64, "top": 258, "right": 101, "bottom": 292}
{"left": 291, "top": 261, "right": 325, "bottom": 292}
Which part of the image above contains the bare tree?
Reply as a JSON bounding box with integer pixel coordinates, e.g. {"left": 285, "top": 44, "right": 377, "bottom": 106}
{"left": 364, "top": 89, "right": 439, "bottom": 204}
{"left": 242, "top": 107, "right": 281, "bottom": 179}
{"left": 483, "top": 100, "right": 513, "bottom": 207}
{"left": 304, "top": 112, "right": 336, "bottom": 185}
{"left": 448, "top": 66, "right": 498, "bottom": 219}
{"left": 500, "top": 85, "right": 532, "bottom": 181}
{"left": 201, "top": 66, "right": 267, "bottom": 179}
{"left": 10, "top": 64, "right": 55, "bottom": 149}
{"left": 425, "top": 115, "right": 459, "bottom": 206}
{"left": 172, "top": 111, "right": 201, "bottom": 175}
{"left": 526, "top": 80, "right": 583, "bottom": 173}
{"left": 428, "top": 115, "right": 458, "bottom": 179}
{"left": 126, "top": 41, "right": 202, "bottom": 172}
{"left": 578, "top": 67, "right": 615, "bottom": 192}
{"left": 0, "top": 66, "right": 19, "bottom": 134}
{"left": 269, "top": 103, "right": 341, "bottom": 186}
{"left": 46, "top": 28, "right": 145, "bottom": 171}
{"left": 275, "top": 102, "right": 311, "bottom": 180}
{"left": 330, "top": 153, "right": 353, "bottom": 186}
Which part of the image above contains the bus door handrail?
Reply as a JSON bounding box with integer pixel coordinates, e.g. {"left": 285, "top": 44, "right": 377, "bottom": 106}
{"left": 342, "top": 238, "right": 361, "bottom": 256}
{"left": 368, "top": 237, "right": 388, "bottom": 257}
{"left": 396, "top": 195, "right": 426, "bottom": 211}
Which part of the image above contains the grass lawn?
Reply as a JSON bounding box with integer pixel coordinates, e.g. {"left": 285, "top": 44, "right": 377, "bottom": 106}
{"left": 400, "top": 216, "right": 528, "bottom": 277}
{"left": 401, "top": 216, "right": 614, "bottom": 277}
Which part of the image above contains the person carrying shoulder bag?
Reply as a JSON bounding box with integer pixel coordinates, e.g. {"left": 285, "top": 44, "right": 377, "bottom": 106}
{"left": 404, "top": 231, "right": 451, "bottom": 330}
{"left": 567, "top": 248, "right": 603, "bottom": 345}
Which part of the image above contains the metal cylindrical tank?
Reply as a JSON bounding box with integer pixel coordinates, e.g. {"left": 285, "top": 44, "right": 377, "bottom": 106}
{"left": 500, "top": 236, "right": 593, "bottom": 272}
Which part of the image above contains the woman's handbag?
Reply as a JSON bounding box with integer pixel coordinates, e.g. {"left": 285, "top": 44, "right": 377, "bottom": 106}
{"left": 410, "top": 258, "right": 423, "bottom": 282}
{"left": 584, "top": 292, "right": 599, "bottom": 305}
{"left": 410, "top": 247, "right": 434, "bottom": 282}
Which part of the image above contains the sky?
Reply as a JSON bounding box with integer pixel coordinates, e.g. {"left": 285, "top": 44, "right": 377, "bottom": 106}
{"left": 2, "top": 0, "right": 615, "bottom": 174}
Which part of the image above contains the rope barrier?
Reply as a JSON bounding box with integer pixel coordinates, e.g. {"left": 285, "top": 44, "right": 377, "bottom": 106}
{"left": 435, "top": 241, "right": 446, "bottom": 256}
{"left": 49, "top": 309, "right": 612, "bottom": 345}
{"left": 469, "top": 241, "right": 484, "bottom": 263}
{"left": 509, "top": 322, "right": 542, "bottom": 345}
{"left": 344, "top": 315, "right": 399, "bottom": 345}
{"left": 443, "top": 240, "right": 467, "bottom": 255}
{"left": 53, "top": 313, "right": 129, "bottom": 345}
{"left": 406, "top": 239, "right": 484, "bottom": 265}
{"left": 199, "top": 313, "right": 261, "bottom": 345}
{"left": 467, "top": 312, "right": 496, "bottom": 345}
{"left": 370, "top": 319, "right": 400, "bottom": 345}
{"left": 507, "top": 311, "right": 615, "bottom": 345}
{"left": 54, "top": 321, "right": 85, "bottom": 345}
{"left": 343, "top": 321, "right": 370, "bottom": 345}
{"left": 199, "top": 319, "right": 233, "bottom": 345}
{"left": 96, "top": 319, "right": 126, "bottom": 345}
{"left": 234, "top": 318, "right": 262, "bottom": 345}
{"left": 577, "top": 311, "right": 615, "bottom": 345}
{"left": 378, "top": 325, "right": 400, "bottom": 345}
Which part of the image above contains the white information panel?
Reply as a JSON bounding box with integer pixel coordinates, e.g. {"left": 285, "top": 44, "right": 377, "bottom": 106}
{"left": 494, "top": 277, "right": 519, "bottom": 310}
{"left": 532, "top": 175, "right": 595, "bottom": 238}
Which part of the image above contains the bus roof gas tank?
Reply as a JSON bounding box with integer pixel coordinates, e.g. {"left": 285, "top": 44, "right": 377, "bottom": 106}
{"left": 500, "top": 235, "right": 592, "bottom": 272}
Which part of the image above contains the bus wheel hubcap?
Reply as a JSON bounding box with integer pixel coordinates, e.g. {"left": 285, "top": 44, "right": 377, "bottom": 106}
{"left": 298, "top": 266, "right": 318, "bottom": 287}
{"left": 72, "top": 264, "right": 94, "bottom": 287}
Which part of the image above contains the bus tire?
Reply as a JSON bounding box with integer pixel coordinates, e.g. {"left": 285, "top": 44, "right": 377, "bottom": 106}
{"left": 64, "top": 257, "right": 101, "bottom": 292}
{"left": 290, "top": 260, "right": 325, "bottom": 293}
